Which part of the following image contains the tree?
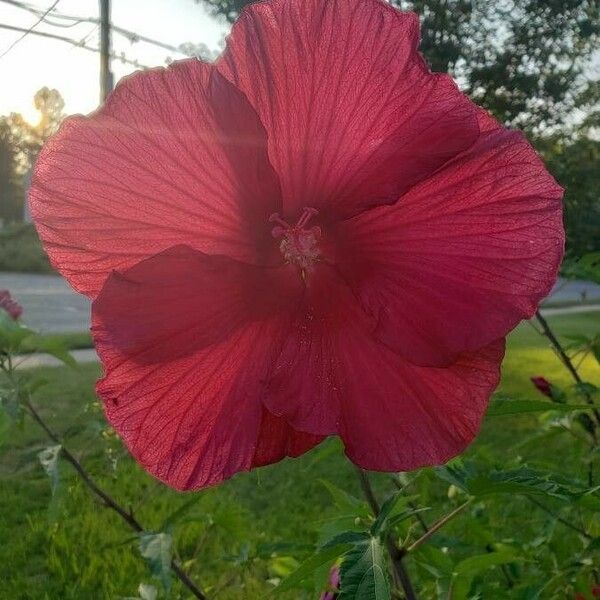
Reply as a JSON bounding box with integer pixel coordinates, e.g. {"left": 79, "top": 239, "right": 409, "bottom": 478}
{"left": 0, "top": 88, "right": 65, "bottom": 223}
{"left": 0, "top": 120, "right": 23, "bottom": 224}
{"left": 539, "top": 134, "right": 600, "bottom": 257}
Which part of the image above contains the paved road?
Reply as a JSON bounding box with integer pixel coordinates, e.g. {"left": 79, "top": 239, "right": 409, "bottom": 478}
{"left": 0, "top": 272, "right": 90, "bottom": 333}
{"left": 1, "top": 272, "right": 599, "bottom": 337}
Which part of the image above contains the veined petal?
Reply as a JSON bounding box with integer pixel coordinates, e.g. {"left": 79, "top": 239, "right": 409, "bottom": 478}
{"left": 218, "top": 0, "right": 478, "bottom": 221}
{"left": 262, "top": 266, "right": 503, "bottom": 468}
{"left": 92, "top": 247, "right": 314, "bottom": 490}
{"left": 252, "top": 407, "right": 325, "bottom": 468}
{"left": 30, "top": 60, "right": 282, "bottom": 297}
{"left": 92, "top": 245, "right": 301, "bottom": 364}
{"left": 334, "top": 128, "right": 563, "bottom": 366}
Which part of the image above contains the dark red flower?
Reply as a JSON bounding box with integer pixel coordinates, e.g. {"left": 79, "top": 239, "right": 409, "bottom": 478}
{"left": 0, "top": 290, "right": 23, "bottom": 321}
{"left": 29, "top": 0, "right": 563, "bottom": 490}
{"left": 530, "top": 376, "right": 553, "bottom": 398}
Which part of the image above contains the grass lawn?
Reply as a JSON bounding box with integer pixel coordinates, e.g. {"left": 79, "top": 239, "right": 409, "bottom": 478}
{"left": 1, "top": 311, "right": 599, "bottom": 599}
{"left": 18, "top": 331, "right": 93, "bottom": 355}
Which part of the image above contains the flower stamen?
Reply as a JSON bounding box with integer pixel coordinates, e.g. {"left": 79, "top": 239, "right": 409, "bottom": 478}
{"left": 269, "top": 207, "right": 321, "bottom": 275}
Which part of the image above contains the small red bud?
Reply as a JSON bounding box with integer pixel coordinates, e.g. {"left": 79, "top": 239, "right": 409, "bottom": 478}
{"left": 0, "top": 290, "right": 23, "bottom": 320}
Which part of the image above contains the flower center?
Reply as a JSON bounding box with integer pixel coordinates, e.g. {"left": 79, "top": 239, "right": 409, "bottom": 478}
{"left": 269, "top": 207, "right": 321, "bottom": 274}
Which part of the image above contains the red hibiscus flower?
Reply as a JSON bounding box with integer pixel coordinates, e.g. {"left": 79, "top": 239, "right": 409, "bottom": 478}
{"left": 29, "top": 0, "right": 563, "bottom": 490}
{"left": 0, "top": 290, "right": 23, "bottom": 321}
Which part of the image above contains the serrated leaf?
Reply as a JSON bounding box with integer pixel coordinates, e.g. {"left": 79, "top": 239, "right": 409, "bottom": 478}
{"left": 38, "top": 445, "right": 61, "bottom": 496}
{"left": 339, "top": 537, "right": 390, "bottom": 600}
{"left": 273, "top": 545, "right": 351, "bottom": 594}
{"left": 434, "top": 460, "right": 474, "bottom": 492}
{"left": 321, "top": 531, "right": 370, "bottom": 549}
{"left": 487, "top": 399, "right": 590, "bottom": 416}
{"left": 450, "top": 549, "right": 521, "bottom": 599}
{"left": 139, "top": 532, "right": 172, "bottom": 591}
{"left": 436, "top": 463, "right": 598, "bottom": 507}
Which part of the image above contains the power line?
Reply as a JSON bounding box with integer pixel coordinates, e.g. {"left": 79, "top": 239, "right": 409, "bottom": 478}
{"left": 0, "top": 0, "right": 60, "bottom": 59}
{"left": 0, "top": 23, "right": 149, "bottom": 67}
{"left": 0, "top": 0, "right": 85, "bottom": 27}
{"left": 0, "top": 0, "right": 191, "bottom": 55}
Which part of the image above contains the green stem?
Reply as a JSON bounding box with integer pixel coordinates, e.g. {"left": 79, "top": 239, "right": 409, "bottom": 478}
{"left": 407, "top": 499, "right": 472, "bottom": 553}
{"left": 354, "top": 467, "right": 418, "bottom": 600}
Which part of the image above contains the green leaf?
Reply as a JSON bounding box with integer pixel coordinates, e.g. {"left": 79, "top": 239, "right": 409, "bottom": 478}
{"left": 437, "top": 462, "right": 598, "bottom": 506}
{"left": 468, "top": 467, "right": 593, "bottom": 503}
{"left": 321, "top": 531, "right": 370, "bottom": 549}
{"left": 450, "top": 549, "right": 521, "bottom": 599}
{"left": 370, "top": 492, "right": 413, "bottom": 536}
{"left": 487, "top": 399, "right": 590, "bottom": 416}
{"left": 339, "top": 537, "right": 390, "bottom": 600}
{"left": 138, "top": 584, "right": 158, "bottom": 600}
{"left": 320, "top": 479, "right": 369, "bottom": 516}
{"left": 273, "top": 545, "right": 351, "bottom": 594}
{"left": 562, "top": 252, "right": 600, "bottom": 284}
{"left": 138, "top": 532, "right": 172, "bottom": 591}
{"left": 30, "top": 336, "right": 77, "bottom": 368}
{"left": 434, "top": 459, "right": 474, "bottom": 492}
{"left": 38, "top": 445, "right": 62, "bottom": 496}
{"left": 121, "top": 582, "right": 158, "bottom": 600}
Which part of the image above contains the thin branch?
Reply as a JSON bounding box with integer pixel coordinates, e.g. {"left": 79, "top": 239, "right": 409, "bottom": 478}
{"left": 23, "top": 397, "right": 208, "bottom": 599}
{"left": 407, "top": 500, "right": 472, "bottom": 553}
{"left": 535, "top": 310, "right": 600, "bottom": 426}
{"left": 354, "top": 467, "right": 418, "bottom": 600}
{"left": 526, "top": 496, "right": 592, "bottom": 540}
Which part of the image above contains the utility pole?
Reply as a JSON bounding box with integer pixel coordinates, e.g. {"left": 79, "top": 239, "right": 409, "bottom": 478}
{"left": 99, "top": 0, "right": 113, "bottom": 102}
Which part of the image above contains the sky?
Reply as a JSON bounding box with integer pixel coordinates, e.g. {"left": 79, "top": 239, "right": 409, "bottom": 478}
{"left": 0, "top": 0, "right": 230, "bottom": 123}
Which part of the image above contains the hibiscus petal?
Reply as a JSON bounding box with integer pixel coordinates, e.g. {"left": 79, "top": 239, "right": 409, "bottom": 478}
{"left": 341, "top": 339, "right": 505, "bottom": 471}
{"left": 218, "top": 0, "right": 478, "bottom": 221}
{"left": 93, "top": 247, "right": 313, "bottom": 490}
{"left": 92, "top": 245, "right": 301, "bottom": 364}
{"left": 263, "top": 266, "right": 504, "bottom": 469}
{"left": 30, "top": 60, "right": 282, "bottom": 297}
{"left": 333, "top": 128, "right": 563, "bottom": 366}
{"left": 252, "top": 407, "right": 325, "bottom": 468}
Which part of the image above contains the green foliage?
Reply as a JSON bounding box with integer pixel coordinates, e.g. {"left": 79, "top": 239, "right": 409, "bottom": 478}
{"left": 449, "top": 549, "right": 522, "bottom": 599}
{"left": 0, "top": 120, "right": 23, "bottom": 224}
{"left": 0, "top": 312, "right": 598, "bottom": 598}
{"left": 339, "top": 538, "right": 390, "bottom": 600}
{"left": 562, "top": 252, "right": 600, "bottom": 285}
{"left": 274, "top": 544, "right": 350, "bottom": 594}
{"left": 487, "top": 396, "right": 590, "bottom": 416}
{"left": 542, "top": 135, "right": 600, "bottom": 255}
{"left": 38, "top": 445, "right": 62, "bottom": 496}
{"left": 0, "top": 223, "right": 53, "bottom": 273}
{"left": 122, "top": 583, "right": 158, "bottom": 600}
{"left": 138, "top": 532, "right": 173, "bottom": 591}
